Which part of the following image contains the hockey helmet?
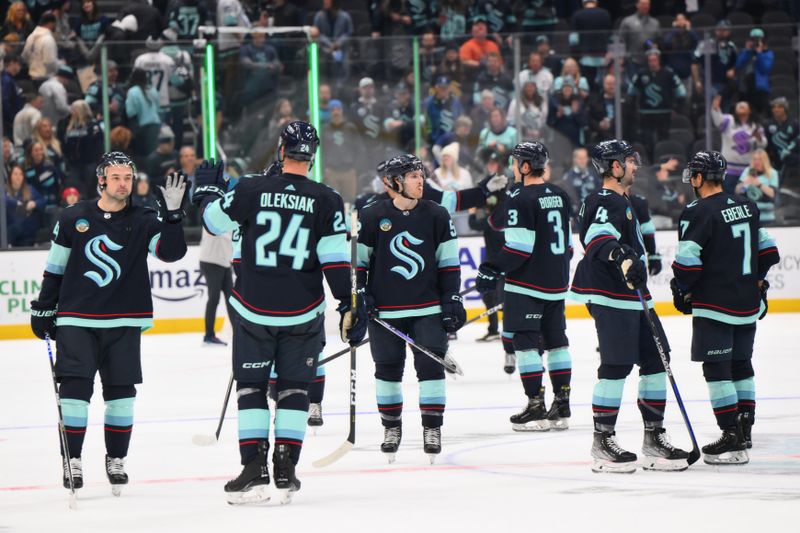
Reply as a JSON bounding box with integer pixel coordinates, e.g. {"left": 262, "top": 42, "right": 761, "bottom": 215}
{"left": 510, "top": 141, "right": 549, "bottom": 172}
{"left": 379, "top": 154, "right": 424, "bottom": 194}
{"left": 278, "top": 121, "right": 320, "bottom": 163}
{"left": 590, "top": 139, "right": 640, "bottom": 176}
{"left": 682, "top": 151, "right": 727, "bottom": 183}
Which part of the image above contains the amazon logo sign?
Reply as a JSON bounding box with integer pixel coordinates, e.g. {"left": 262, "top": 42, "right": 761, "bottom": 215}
{"left": 149, "top": 268, "right": 207, "bottom": 302}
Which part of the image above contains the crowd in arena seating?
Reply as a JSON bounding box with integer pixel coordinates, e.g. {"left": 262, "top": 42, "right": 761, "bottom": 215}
{"left": 2, "top": 0, "right": 799, "bottom": 247}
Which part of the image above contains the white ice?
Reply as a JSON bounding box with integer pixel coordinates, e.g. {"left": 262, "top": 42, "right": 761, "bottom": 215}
{"left": 2, "top": 315, "right": 799, "bottom": 532}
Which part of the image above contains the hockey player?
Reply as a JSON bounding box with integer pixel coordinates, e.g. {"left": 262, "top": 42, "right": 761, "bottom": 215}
{"left": 671, "top": 151, "right": 779, "bottom": 465}
{"left": 475, "top": 142, "right": 574, "bottom": 431}
{"left": 195, "top": 121, "right": 367, "bottom": 504}
{"left": 569, "top": 140, "right": 690, "bottom": 473}
{"left": 29, "top": 152, "right": 188, "bottom": 494}
{"left": 357, "top": 154, "right": 466, "bottom": 463}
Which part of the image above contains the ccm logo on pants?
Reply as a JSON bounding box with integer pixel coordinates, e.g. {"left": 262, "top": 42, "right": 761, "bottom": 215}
{"left": 242, "top": 362, "right": 270, "bottom": 369}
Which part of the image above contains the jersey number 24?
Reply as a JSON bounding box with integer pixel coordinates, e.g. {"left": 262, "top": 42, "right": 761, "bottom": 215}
{"left": 255, "top": 211, "right": 310, "bottom": 270}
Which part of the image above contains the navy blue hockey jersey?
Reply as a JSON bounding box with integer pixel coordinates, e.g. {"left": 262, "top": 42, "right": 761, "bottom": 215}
{"left": 629, "top": 193, "right": 657, "bottom": 257}
{"left": 355, "top": 180, "right": 488, "bottom": 214}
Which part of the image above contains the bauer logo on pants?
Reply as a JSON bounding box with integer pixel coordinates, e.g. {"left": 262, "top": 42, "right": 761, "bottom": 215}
{"left": 83, "top": 235, "right": 123, "bottom": 287}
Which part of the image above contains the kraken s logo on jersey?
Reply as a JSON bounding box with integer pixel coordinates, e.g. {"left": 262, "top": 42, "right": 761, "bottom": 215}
{"left": 389, "top": 231, "right": 425, "bottom": 280}
{"left": 644, "top": 83, "right": 663, "bottom": 108}
{"left": 84, "top": 235, "right": 123, "bottom": 287}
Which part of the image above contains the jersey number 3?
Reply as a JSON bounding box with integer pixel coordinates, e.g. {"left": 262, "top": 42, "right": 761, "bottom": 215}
{"left": 255, "top": 211, "right": 310, "bottom": 270}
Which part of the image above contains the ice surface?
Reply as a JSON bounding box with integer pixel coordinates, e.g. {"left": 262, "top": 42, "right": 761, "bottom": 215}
{"left": 1, "top": 315, "right": 798, "bottom": 532}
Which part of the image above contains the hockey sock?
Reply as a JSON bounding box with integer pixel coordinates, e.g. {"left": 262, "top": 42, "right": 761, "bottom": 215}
{"left": 637, "top": 372, "right": 667, "bottom": 425}
{"left": 546, "top": 347, "right": 572, "bottom": 390}
{"left": 419, "top": 379, "right": 445, "bottom": 428}
{"left": 308, "top": 363, "right": 326, "bottom": 404}
{"left": 501, "top": 332, "right": 515, "bottom": 355}
{"left": 703, "top": 361, "right": 738, "bottom": 429}
{"left": 517, "top": 349, "right": 544, "bottom": 398}
{"left": 592, "top": 375, "right": 627, "bottom": 431}
{"left": 732, "top": 360, "right": 756, "bottom": 422}
{"left": 267, "top": 368, "right": 277, "bottom": 402}
{"left": 376, "top": 379, "right": 403, "bottom": 428}
{"left": 236, "top": 382, "right": 270, "bottom": 465}
{"left": 103, "top": 385, "right": 136, "bottom": 458}
{"left": 274, "top": 379, "right": 309, "bottom": 465}
{"left": 58, "top": 377, "right": 93, "bottom": 458}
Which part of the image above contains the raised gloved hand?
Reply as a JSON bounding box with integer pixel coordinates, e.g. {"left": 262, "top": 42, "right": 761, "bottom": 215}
{"left": 30, "top": 300, "right": 57, "bottom": 340}
{"left": 337, "top": 290, "right": 369, "bottom": 345}
{"left": 476, "top": 262, "right": 502, "bottom": 295}
{"left": 190, "top": 159, "right": 226, "bottom": 207}
{"left": 669, "top": 278, "right": 692, "bottom": 315}
{"left": 441, "top": 294, "right": 466, "bottom": 333}
{"left": 648, "top": 254, "right": 662, "bottom": 276}
{"left": 610, "top": 244, "right": 646, "bottom": 290}
{"left": 759, "top": 279, "right": 770, "bottom": 319}
{"left": 478, "top": 173, "right": 509, "bottom": 195}
{"left": 154, "top": 171, "right": 189, "bottom": 223}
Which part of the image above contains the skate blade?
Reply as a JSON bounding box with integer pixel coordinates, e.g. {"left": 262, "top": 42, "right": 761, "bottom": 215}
{"left": 68, "top": 492, "right": 78, "bottom": 510}
{"left": 548, "top": 418, "right": 570, "bottom": 431}
{"left": 427, "top": 453, "right": 439, "bottom": 465}
{"left": 591, "top": 459, "right": 637, "bottom": 474}
{"left": 225, "top": 485, "right": 271, "bottom": 505}
{"left": 111, "top": 485, "right": 123, "bottom": 497}
{"left": 384, "top": 452, "right": 396, "bottom": 464}
{"left": 275, "top": 488, "right": 295, "bottom": 505}
{"left": 641, "top": 457, "right": 689, "bottom": 472}
{"left": 512, "top": 421, "right": 550, "bottom": 432}
{"left": 703, "top": 450, "right": 749, "bottom": 465}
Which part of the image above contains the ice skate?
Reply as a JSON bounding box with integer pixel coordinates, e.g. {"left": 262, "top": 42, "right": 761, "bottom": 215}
{"left": 381, "top": 426, "right": 402, "bottom": 464}
{"left": 546, "top": 385, "right": 571, "bottom": 430}
{"left": 703, "top": 427, "right": 749, "bottom": 465}
{"left": 423, "top": 426, "right": 441, "bottom": 464}
{"left": 641, "top": 427, "right": 689, "bottom": 472}
{"left": 105, "top": 456, "right": 128, "bottom": 496}
{"left": 591, "top": 431, "right": 637, "bottom": 473}
{"left": 308, "top": 403, "right": 323, "bottom": 435}
{"left": 62, "top": 456, "right": 83, "bottom": 490}
{"left": 503, "top": 352, "right": 516, "bottom": 375}
{"left": 224, "top": 443, "right": 270, "bottom": 505}
{"left": 273, "top": 444, "right": 301, "bottom": 504}
{"left": 510, "top": 395, "right": 549, "bottom": 431}
{"left": 738, "top": 412, "right": 753, "bottom": 449}
{"left": 477, "top": 331, "right": 500, "bottom": 342}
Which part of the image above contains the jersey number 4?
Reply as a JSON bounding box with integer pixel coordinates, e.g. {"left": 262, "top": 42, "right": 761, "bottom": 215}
{"left": 255, "top": 211, "right": 310, "bottom": 270}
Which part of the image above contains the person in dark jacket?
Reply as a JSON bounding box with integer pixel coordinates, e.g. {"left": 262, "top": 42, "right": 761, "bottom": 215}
{"left": 23, "top": 141, "right": 62, "bottom": 207}
{"left": 2, "top": 54, "right": 24, "bottom": 135}
{"left": 5, "top": 163, "right": 45, "bottom": 246}
{"left": 63, "top": 100, "right": 104, "bottom": 191}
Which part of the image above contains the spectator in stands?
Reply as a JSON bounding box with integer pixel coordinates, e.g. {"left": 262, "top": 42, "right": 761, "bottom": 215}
{"left": 634, "top": 156, "right": 686, "bottom": 223}
{"left": 1, "top": 2, "right": 34, "bottom": 45}
{"left": 5, "top": 163, "right": 44, "bottom": 247}
{"left": 85, "top": 60, "right": 125, "bottom": 126}
{"left": 691, "top": 20, "right": 737, "bottom": 111}
{"left": 662, "top": 14, "right": 697, "bottom": 94}
{"left": 470, "top": 89, "right": 495, "bottom": 138}
{"left": 569, "top": 0, "right": 612, "bottom": 89}
{"left": 125, "top": 68, "right": 162, "bottom": 160}
{"left": 628, "top": 49, "right": 686, "bottom": 158}
{"left": 21, "top": 11, "right": 59, "bottom": 82}
{"left": 110, "top": 125, "right": 132, "bottom": 152}
{"left": 469, "top": 0, "right": 516, "bottom": 38}
{"left": 384, "top": 82, "right": 415, "bottom": 152}
{"left": 3, "top": 137, "right": 17, "bottom": 176}
{"left": 736, "top": 149, "right": 778, "bottom": 225}
{"left": 239, "top": 30, "right": 281, "bottom": 109}
{"left": 350, "top": 77, "right": 385, "bottom": 174}
{"left": 419, "top": 31, "right": 443, "bottom": 85}
{"left": 535, "top": 35, "right": 562, "bottom": 76}
{"left": 63, "top": 100, "right": 103, "bottom": 187}
{"left": 434, "top": 142, "right": 473, "bottom": 191}
{"left": 478, "top": 107, "right": 517, "bottom": 158}
{"left": 458, "top": 20, "right": 499, "bottom": 72}
{"left": 321, "top": 99, "right": 360, "bottom": 202}
{"left": 131, "top": 173, "right": 157, "bottom": 209}
{"left": 271, "top": 0, "right": 303, "bottom": 27}
{"left": 711, "top": 95, "right": 767, "bottom": 193}
{"left": 515, "top": 0, "right": 558, "bottom": 37}
{"left": 312, "top": 0, "right": 354, "bottom": 85}
{"left": 518, "top": 52, "right": 554, "bottom": 97}
{"left": 39, "top": 65, "right": 73, "bottom": 126}
{"left": 267, "top": 98, "right": 297, "bottom": 150}
{"left": 766, "top": 97, "right": 799, "bottom": 185}
{"left": 547, "top": 81, "right": 587, "bottom": 147}
{"left": 618, "top": 0, "right": 660, "bottom": 65}
{"left": 438, "top": 0, "right": 467, "bottom": 42}
{"left": 33, "top": 118, "right": 62, "bottom": 171}
{"left": 61, "top": 186, "right": 80, "bottom": 207}
{"left": 508, "top": 78, "right": 548, "bottom": 140}
{"left": 23, "top": 141, "right": 61, "bottom": 207}
{"left": 587, "top": 73, "right": 617, "bottom": 143}
{"left": 166, "top": 0, "right": 210, "bottom": 41}
{"left": 145, "top": 125, "right": 179, "bottom": 187}
{"left": 472, "top": 51, "right": 514, "bottom": 111}
{"left": 559, "top": 147, "right": 601, "bottom": 221}
{"left": 13, "top": 94, "right": 42, "bottom": 147}
{"left": 2, "top": 54, "right": 23, "bottom": 135}
{"left": 439, "top": 42, "right": 464, "bottom": 89}
{"left": 73, "top": 0, "right": 109, "bottom": 48}
{"left": 735, "top": 28, "right": 774, "bottom": 116}
{"left": 434, "top": 116, "right": 477, "bottom": 173}
{"left": 52, "top": 1, "right": 75, "bottom": 52}
{"left": 553, "top": 58, "right": 590, "bottom": 99}
{"left": 318, "top": 83, "right": 333, "bottom": 126}
{"left": 425, "top": 76, "right": 463, "bottom": 145}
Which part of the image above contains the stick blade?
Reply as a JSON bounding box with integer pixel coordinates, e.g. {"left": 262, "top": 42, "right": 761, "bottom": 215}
{"left": 192, "top": 434, "right": 218, "bottom": 446}
{"left": 687, "top": 447, "right": 701, "bottom": 466}
{"left": 312, "top": 441, "right": 354, "bottom": 468}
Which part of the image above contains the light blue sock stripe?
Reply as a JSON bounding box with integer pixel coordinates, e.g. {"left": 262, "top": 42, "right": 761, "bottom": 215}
{"left": 707, "top": 381, "right": 738, "bottom": 408}
{"left": 593, "top": 379, "right": 625, "bottom": 407}
{"left": 502, "top": 331, "right": 514, "bottom": 340}
{"left": 638, "top": 372, "right": 667, "bottom": 400}
{"left": 733, "top": 377, "right": 755, "bottom": 401}
{"left": 269, "top": 369, "right": 278, "bottom": 380}
{"left": 238, "top": 408, "right": 270, "bottom": 440}
{"left": 104, "top": 397, "right": 135, "bottom": 426}
{"left": 419, "top": 378, "right": 446, "bottom": 405}
{"left": 274, "top": 408, "right": 308, "bottom": 442}
{"left": 316, "top": 364, "right": 326, "bottom": 377}
{"left": 546, "top": 348, "right": 571, "bottom": 371}
{"left": 377, "top": 379, "right": 403, "bottom": 405}
{"left": 516, "top": 350, "right": 543, "bottom": 374}
{"left": 61, "top": 399, "right": 89, "bottom": 427}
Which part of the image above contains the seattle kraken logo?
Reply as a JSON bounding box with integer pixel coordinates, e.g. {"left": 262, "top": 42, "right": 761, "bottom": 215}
{"left": 389, "top": 231, "right": 425, "bottom": 280}
{"left": 84, "top": 235, "right": 123, "bottom": 287}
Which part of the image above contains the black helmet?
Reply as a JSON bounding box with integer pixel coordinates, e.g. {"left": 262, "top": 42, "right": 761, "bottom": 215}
{"left": 683, "top": 151, "right": 726, "bottom": 183}
{"left": 278, "top": 121, "right": 320, "bottom": 162}
{"left": 379, "top": 154, "right": 424, "bottom": 194}
{"left": 511, "top": 141, "right": 549, "bottom": 171}
{"left": 96, "top": 151, "right": 136, "bottom": 178}
{"left": 590, "top": 139, "right": 639, "bottom": 176}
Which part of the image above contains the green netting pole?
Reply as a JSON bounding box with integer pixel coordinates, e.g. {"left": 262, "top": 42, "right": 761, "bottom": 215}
{"left": 100, "top": 45, "right": 110, "bottom": 152}
{"left": 308, "top": 41, "right": 321, "bottom": 182}
{"left": 204, "top": 42, "right": 217, "bottom": 159}
{"left": 412, "top": 36, "right": 422, "bottom": 154}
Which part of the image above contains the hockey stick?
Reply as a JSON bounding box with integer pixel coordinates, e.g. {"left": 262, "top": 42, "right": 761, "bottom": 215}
{"left": 371, "top": 317, "right": 465, "bottom": 376}
{"left": 313, "top": 210, "right": 360, "bottom": 468}
{"left": 192, "top": 372, "right": 234, "bottom": 446}
{"left": 463, "top": 303, "right": 503, "bottom": 327}
{"left": 636, "top": 290, "right": 701, "bottom": 466}
{"left": 45, "top": 334, "right": 77, "bottom": 510}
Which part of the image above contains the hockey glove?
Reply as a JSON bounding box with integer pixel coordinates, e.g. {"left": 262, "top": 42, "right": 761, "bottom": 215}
{"left": 154, "top": 171, "right": 189, "bottom": 223}
{"left": 648, "top": 254, "right": 662, "bottom": 276}
{"left": 610, "top": 245, "right": 646, "bottom": 290}
{"left": 337, "top": 290, "right": 369, "bottom": 345}
{"left": 191, "top": 159, "right": 226, "bottom": 207}
{"left": 669, "top": 278, "right": 692, "bottom": 315}
{"left": 476, "top": 263, "right": 502, "bottom": 295}
{"left": 759, "top": 279, "right": 770, "bottom": 320}
{"left": 478, "top": 173, "right": 509, "bottom": 195}
{"left": 441, "top": 294, "right": 467, "bottom": 333}
{"left": 30, "top": 300, "right": 57, "bottom": 340}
